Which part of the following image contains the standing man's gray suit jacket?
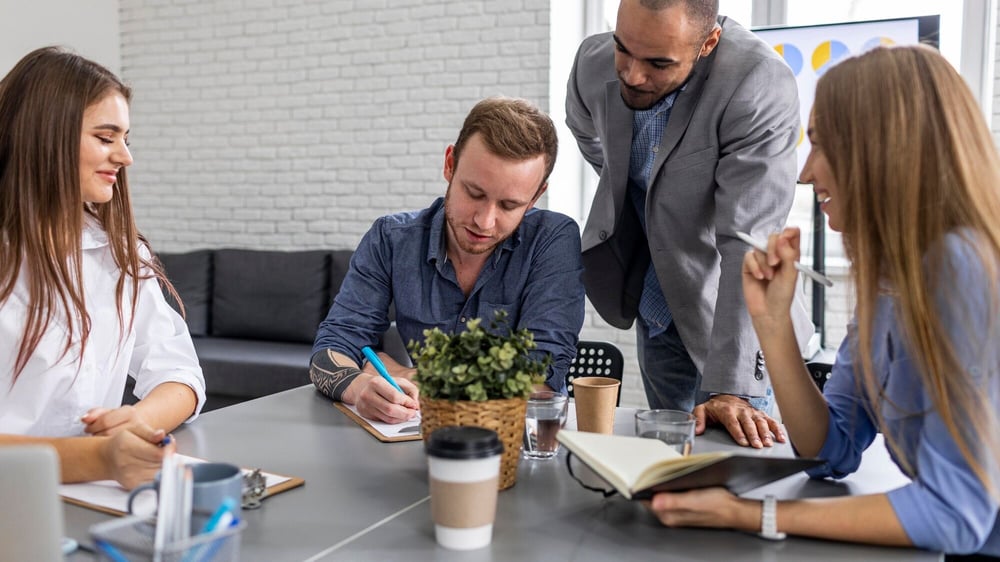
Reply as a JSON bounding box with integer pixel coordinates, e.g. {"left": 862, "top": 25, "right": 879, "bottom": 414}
{"left": 567, "top": 16, "right": 813, "bottom": 398}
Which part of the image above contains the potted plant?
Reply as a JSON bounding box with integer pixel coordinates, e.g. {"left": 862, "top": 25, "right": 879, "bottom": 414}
{"left": 409, "top": 310, "right": 550, "bottom": 490}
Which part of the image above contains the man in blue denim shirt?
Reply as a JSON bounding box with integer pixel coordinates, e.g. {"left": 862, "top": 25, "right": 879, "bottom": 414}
{"left": 310, "top": 97, "right": 585, "bottom": 424}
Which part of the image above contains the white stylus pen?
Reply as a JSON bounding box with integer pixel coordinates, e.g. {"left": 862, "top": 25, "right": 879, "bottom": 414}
{"left": 736, "top": 231, "right": 834, "bottom": 288}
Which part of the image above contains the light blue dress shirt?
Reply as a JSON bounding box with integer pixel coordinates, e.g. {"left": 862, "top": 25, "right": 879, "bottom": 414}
{"left": 628, "top": 91, "right": 680, "bottom": 338}
{"left": 313, "top": 197, "right": 586, "bottom": 392}
{"left": 809, "top": 232, "right": 1000, "bottom": 556}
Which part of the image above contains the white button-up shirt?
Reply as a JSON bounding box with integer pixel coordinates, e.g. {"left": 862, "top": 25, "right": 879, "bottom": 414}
{"left": 0, "top": 217, "right": 205, "bottom": 436}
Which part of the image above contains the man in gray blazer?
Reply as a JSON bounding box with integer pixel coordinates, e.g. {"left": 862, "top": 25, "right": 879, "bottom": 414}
{"left": 567, "top": 0, "right": 810, "bottom": 447}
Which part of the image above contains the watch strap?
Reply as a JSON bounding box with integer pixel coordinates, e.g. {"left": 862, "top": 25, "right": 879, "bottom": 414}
{"left": 758, "top": 494, "right": 787, "bottom": 540}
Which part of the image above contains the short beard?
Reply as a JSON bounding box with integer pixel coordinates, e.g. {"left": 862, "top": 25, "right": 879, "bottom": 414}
{"left": 443, "top": 181, "right": 510, "bottom": 258}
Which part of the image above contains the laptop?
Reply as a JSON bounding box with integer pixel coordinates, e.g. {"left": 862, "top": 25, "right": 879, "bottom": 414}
{"left": 0, "top": 446, "right": 65, "bottom": 562}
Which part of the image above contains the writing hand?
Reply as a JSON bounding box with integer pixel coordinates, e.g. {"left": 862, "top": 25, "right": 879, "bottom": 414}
{"left": 355, "top": 375, "right": 420, "bottom": 424}
{"left": 100, "top": 423, "right": 172, "bottom": 490}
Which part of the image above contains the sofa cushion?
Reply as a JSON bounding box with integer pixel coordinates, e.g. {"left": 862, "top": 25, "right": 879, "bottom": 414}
{"left": 212, "top": 249, "right": 330, "bottom": 343}
{"left": 192, "top": 337, "right": 312, "bottom": 399}
{"left": 157, "top": 250, "right": 213, "bottom": 336}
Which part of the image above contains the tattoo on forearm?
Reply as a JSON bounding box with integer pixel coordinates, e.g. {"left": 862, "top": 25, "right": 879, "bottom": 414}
{"left": 309, "top": 349, "right": 362, "bottom": 401}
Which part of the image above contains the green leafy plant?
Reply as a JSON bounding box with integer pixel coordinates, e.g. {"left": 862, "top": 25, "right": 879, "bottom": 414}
{"left": 408, "top": 310, "right": 549, "bottom": 401}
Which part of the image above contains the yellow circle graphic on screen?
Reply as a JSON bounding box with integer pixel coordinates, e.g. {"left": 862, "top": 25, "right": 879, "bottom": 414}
{"left": 811, "top": 40, "right": 850, "bottom": 77}
{"left": 797, "top": 126, "right": 805, "bottom": 147}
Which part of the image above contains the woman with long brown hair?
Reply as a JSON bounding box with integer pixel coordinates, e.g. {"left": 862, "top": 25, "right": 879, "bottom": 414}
{"left": 0, "top": 47, "right": 205, "bottom": 489}
{"left": 647, "top": 45, "right": 1000, "bottom": 559}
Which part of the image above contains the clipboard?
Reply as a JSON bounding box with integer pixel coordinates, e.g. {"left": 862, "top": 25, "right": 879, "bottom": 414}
{"left": 60, "top": 455, "right": 305, "bottom": 516}
{"left": 334, "top": 402, "right": 423, "bottom": 442}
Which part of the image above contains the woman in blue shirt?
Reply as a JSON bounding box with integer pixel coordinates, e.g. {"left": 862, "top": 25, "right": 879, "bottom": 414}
{"left": 647, "top": 45, "right": 1000, "bottom": 559}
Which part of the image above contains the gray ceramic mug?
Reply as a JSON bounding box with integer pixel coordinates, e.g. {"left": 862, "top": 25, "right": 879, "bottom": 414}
{"left": 127, "top": 462, "right": 243, "bottom": 530}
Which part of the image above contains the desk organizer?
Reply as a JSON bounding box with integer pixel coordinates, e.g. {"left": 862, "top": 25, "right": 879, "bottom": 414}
{"left": 89, "top": 515, "right": 246, "bottom": 562}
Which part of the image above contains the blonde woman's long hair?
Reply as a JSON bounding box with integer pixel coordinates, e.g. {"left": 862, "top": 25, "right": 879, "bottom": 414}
{"left": 0, "top": 46, "right": 179, "bottom": 380}
{"left": 814, "top": 45, "right": 1000, "bottom": 496}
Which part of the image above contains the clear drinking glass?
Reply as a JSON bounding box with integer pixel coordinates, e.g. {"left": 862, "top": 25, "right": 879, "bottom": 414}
{"left": 523, "top": 391, "right": 569, "bottom": 459}
{"left": 634, "top": 409, "right": 696, "bottom": 456}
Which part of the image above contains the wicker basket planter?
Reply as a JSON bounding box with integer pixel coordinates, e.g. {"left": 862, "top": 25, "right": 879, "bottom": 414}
{"left": 419, "top": 395, "right": 527, "bottom": 490}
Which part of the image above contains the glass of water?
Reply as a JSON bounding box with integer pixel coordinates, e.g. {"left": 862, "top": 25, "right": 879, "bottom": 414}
{"left": 523, "top": 391, "right": 569, "bottom": 459}
{"left": 634, "top": 409, "right": 695, "bottom": 456}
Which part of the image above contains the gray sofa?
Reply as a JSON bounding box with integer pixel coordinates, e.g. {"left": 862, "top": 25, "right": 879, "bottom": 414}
{"left": 140, "top": 248, "right": 405, "bottom": 411}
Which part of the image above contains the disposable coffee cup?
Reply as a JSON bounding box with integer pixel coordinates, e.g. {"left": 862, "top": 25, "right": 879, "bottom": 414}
{"left": 572, "top": 376, "right": 620, "bottom": 434}
{"left": 426, "top": 426, "right": 503, "bottom": 550}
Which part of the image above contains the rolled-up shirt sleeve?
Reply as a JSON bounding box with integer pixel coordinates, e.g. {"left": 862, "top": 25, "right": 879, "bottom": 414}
{"left": 807, "top": 324, "right": 878, "bottom": 480}
{"left": 129, "top": 261, "right": 207, "bottom": 422}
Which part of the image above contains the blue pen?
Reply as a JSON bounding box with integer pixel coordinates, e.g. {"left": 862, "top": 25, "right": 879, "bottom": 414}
{"left": 191, "top": 516, "right": 239, "bottom": 562}
{"left": 361, "top": 346, "right": 404, "bottom": 394}
{"left": 199, "top": 498, "right": 238, "bottom": 535}
{"left": 181, "top": 497, "right": 238, "bottom": 562}
{"left": 94, "top": 540, "right": 129, "bottom": 562}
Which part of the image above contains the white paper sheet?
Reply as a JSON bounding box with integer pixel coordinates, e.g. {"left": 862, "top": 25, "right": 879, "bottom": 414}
{"left": 59, "top": 454, "right": 290, "bottom": 515}
{"left": 343, "top": 403, "right": 422, "bottom": 439}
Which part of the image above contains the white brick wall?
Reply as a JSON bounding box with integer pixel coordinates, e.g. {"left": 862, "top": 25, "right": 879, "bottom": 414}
{"left": 120, "top": 0, "right": 550, "bottom": 251}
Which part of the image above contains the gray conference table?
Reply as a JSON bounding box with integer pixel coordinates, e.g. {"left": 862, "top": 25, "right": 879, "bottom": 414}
{"left": 65, "top": 385, "right": 941, "bottom": 561}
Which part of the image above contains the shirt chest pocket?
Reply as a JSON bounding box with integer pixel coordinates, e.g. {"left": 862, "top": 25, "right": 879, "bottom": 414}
{"left": 475, "top": 302, "right": 516, "bottom": 328}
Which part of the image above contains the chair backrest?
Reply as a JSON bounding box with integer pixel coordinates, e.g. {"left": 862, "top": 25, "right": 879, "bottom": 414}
{"left": 566, "top": 340, "right": 624, "bottom": 406}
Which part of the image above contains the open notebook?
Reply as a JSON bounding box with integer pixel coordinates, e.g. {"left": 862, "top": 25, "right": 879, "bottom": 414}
{"left": 60, "top": 454, "right": 304, "bottom": 516}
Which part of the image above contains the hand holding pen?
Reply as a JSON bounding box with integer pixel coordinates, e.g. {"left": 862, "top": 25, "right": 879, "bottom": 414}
{"left": 355, "top": 346, "right": 419, "bottom": 423}
{"left": 101, "top": 424, "right": 174, "bottom": 490}
{"left": 737, "top": 231, "right": 833, "bottom": 288}
{"left": 740, "top": 227, "right": 818, "bottom": 324}
{"left": 362, "top": 346, "right": 405, "bottom": 393}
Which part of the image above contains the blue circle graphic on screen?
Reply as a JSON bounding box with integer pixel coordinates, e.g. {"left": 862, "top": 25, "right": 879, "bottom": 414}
{"left": 811, "top": 40, "right": 850, "bottom": 77}
{"left": 773, "top": 43, "right": 803, "bottom": 76}
{"left": 862, "top": 36, "right": 895, "bottom": 52}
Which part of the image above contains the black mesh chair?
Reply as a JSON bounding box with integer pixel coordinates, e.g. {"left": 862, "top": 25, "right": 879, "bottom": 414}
{"left": 566, "top": 340, "right": 625, "bottom": 406}
{"left": 805, "top": 348, "right": 837, "bottom": 391}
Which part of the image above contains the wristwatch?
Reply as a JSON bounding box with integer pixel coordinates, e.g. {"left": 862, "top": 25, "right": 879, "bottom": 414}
{"left": 759, "top": 495, "right": 787, "bottom": 540}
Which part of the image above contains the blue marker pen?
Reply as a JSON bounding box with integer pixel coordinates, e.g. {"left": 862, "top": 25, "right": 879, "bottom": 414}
{"left": 199, "top": 497, "right": 238, "bottom": 535}
{"left": 94, "top": 540, "right": 129, "bottom": 562}
{"left": 361, "top": 346, "right": 405, "bottom": 394}
{"left": 181, "top": 498, "right": 239, "bottom": 562}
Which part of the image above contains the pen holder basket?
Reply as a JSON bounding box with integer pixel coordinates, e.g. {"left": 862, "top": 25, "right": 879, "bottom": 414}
{"left": 419, "top": 396, "right": 527, "bottom": 490}
{"left": 89, "top": 514, "right": 246, "bottom": 562}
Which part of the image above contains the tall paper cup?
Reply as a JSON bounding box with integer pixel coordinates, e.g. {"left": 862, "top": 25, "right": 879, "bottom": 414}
{"left": 572, "top": 376, "right": 620, "bottom": 434}
{"left": 426, "top": 426, "right": 503, "bottom": 550}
